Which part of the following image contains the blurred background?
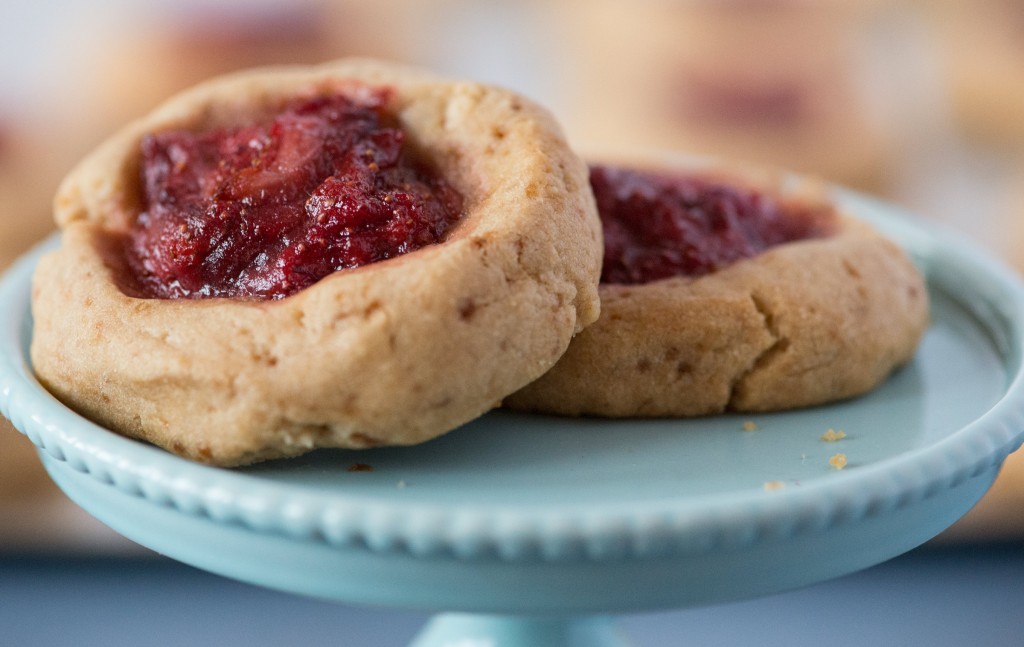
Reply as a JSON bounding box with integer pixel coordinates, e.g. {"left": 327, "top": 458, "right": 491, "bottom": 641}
{"left": 1, "top": 0, "right": 1024, "bottom": 634}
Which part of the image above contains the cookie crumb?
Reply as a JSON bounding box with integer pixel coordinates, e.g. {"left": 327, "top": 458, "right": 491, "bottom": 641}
{"left": 397, "top": 479, "right": 407, "bottom": 489}
{"left": 829, "top": 453, "right": 848, "bottom": 470}
{"left": 821, "top": 428, "right": 846, "bottom": 442}
{"left": 763, "top": 480, "right": 786, "bottom": 491}
{"left": 742, "top": 420, "right": 758, "bottom": 432}
{"left": 347, "top": 462, "right": 374, "bottom": 472}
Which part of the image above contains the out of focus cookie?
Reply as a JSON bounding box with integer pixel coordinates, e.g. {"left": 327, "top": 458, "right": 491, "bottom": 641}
{"left": 0, "top": 120, "right": 57, "bottom": 503}
{"left": 0, "top": 121, "right": 56, "bottom": 263}
{"left": 926, "top": 0, "right": 1024, "bottom": 146}
{"left": 1011, "top": 170, "right": 1024, "bottom": 275}
{"left": 81, "top": 1, "right": 439, "bottom": 138}
{"left": 556, "top": 0, "right": 897, "bottom": 193}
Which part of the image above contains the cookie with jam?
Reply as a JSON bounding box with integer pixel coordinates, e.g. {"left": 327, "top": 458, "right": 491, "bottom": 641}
{"left": 31, "top": 59, "right": 602, "bottom": 466}
{"left": 505, "top": 156, "right": 928, "bottom": 417}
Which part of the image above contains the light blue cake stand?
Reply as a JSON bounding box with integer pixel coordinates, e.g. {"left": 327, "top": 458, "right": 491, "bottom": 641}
{"left": 4, "top": 191, "right": 1024, "bottom": 647}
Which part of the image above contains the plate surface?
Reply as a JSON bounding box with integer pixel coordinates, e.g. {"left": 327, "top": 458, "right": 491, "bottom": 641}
{"left": 3, "top": 190, "right": 1024, "bottom": 614}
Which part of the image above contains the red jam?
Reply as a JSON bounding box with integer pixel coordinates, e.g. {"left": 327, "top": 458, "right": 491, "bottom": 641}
{"left": 592, "top": 165, "right": 834, "bottom": 285}
{"left": 127, "top": 90, "right": 463, "bottom": 299}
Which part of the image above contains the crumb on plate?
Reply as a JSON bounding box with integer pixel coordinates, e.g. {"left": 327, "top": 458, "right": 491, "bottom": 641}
{"left": 821, "top": 428, "right": 847, "bottom": 442}
{"left": 829, "top": 453, "right": 848, "bottom": 470}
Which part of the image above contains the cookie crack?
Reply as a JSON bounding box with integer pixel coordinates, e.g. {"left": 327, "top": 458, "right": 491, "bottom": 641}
{"left": 727, "top": 292, "right": 790, "bottom": 409}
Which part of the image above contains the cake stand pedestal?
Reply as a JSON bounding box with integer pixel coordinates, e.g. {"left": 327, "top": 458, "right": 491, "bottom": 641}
{"left": 410, "top": 615, "right": 624, "bottom": 647}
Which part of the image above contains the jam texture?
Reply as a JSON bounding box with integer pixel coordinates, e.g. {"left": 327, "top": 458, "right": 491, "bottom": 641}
{"left": 127, "top": 90, "right": 463, "bottom": 299}
{"left": 591, "top": 165, "right": 834, "bottom": 285}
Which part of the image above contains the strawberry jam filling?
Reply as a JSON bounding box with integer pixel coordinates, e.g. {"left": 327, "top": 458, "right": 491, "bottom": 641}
{"left": 126, "top": 90, "right": 463, "bottom": 299}
{"left": 592, "top": 165, "right": 835, "bottom": 285}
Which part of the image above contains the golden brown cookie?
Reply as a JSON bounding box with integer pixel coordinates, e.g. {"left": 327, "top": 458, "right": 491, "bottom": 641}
{"left": 31, "top": 59, "right": 602, "bottom": 466}
{"left": 505, "top": 157, "right": 928, "bottom": 417}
